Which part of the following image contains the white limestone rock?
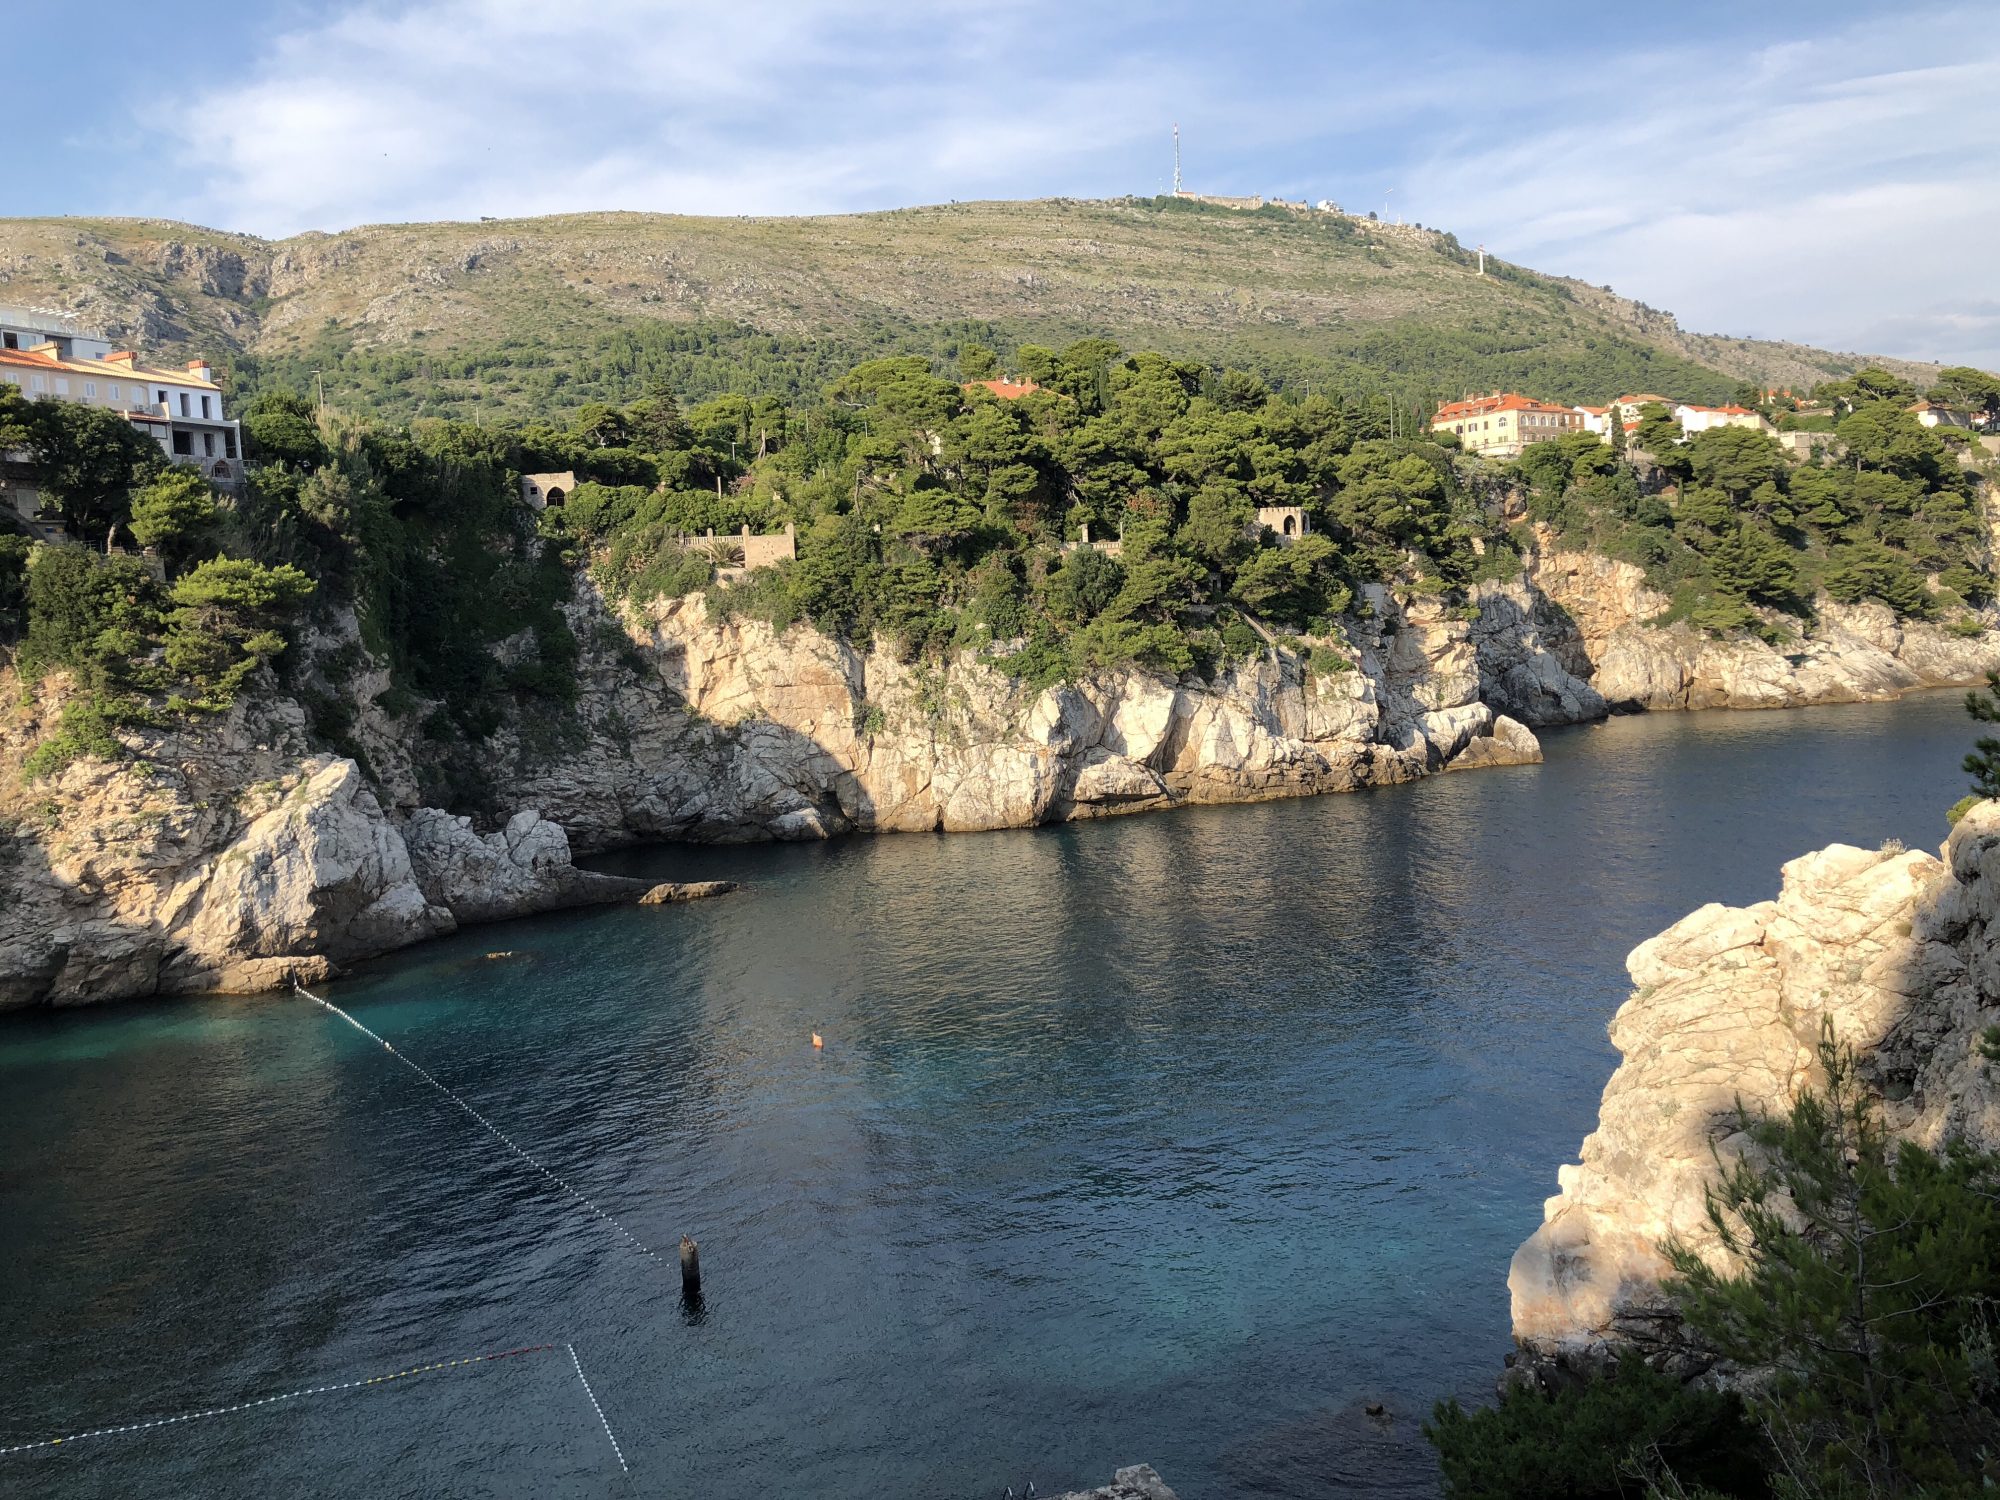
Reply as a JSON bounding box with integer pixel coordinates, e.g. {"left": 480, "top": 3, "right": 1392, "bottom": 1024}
{"left": 1511, "top": 805, "right": 2000, "bottom": 1363}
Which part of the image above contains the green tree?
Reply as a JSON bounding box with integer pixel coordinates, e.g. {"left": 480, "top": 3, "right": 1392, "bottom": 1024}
{"left": 1687, "top": 426, "right": 1784, "bottom": 502}
{"left": 241, "top": 390, "right": 327, "bottom": 470}
{"left": 1633, "top": 402, "right": 1686, "bottom": 471}
{"left": 162, "top": 556, "right": 315, "bottom": 705}
{"left": 1426, "top": 1359, "right": 1765, "bottom": 1500}
{"left": 1928, "top": 365, "right": 2000, "bottom": 421}
{"left": 957, "top": 342, "right": 1000, "bottom": 381}
{"left": 1836, "top": 403, "right": 1943, "bottom": 480}
{"left": 1963, "top": 669, "right": 2000, "bottom": 800}
{"left": 127, "top": 468, "right": 222, "bottom": 568}
{"left": 1821, "top": 541, "right": 1932, "bottom": 616}
{"left": 0, "top": 533, "right": 30, "bottom": 639}
{"left": 628, "top": 383, "right": 691, "bottom": 452}
{"left": 17, "top": 546, "right": 165, "bottom": 692}
{"left": 1045, "top": 547, "right": 1124, "bottom": 623}
{"left": 1706, "top": 523, "right": 1799, "bottom": 610}
{"left": 1666, "top": 1028, "right": 2000, "bottom": 1496}
{"left": 28, "top": 401, "right": 163, "bottom": 540}
{"left": 1177, "top": 482, "right": 1253, "bottom": 567}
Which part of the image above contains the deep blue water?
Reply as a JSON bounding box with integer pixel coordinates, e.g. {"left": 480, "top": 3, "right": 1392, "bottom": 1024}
{"left": 0, "top": 691, "right": 1978, "bottom": 1499}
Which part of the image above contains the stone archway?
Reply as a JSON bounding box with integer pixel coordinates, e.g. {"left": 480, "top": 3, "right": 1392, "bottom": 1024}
{"left": 544, "top": 487, "right": 566, "bottom": 507}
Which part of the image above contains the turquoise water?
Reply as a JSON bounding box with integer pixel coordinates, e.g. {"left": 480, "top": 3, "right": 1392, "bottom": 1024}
{"left": 0, "top": 692, "right": 1977, "bottom": 1498}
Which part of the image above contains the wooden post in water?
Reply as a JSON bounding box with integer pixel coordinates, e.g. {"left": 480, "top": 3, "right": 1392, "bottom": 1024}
{"left": 680, "top": 1234, "right": 701, "bottom": 1297}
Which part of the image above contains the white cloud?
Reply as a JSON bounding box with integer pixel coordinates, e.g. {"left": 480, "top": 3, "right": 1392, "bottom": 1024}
{"left": 1400, "top": 14, "right": 2000, "bottom": 365}
{"left": 159, "top": 1, "right": 2000, "bottom": 369}
{"left": 173, "top": 0, "right": 1199, "bottom": 232}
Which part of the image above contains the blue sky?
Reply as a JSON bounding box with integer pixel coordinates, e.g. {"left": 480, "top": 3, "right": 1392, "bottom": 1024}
{"left": 12, "top": 2, "right": 1998, "bottom": 369}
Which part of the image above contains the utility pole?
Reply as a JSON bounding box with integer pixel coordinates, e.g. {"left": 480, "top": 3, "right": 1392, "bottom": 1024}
{"left": 1477, "top": 244, "right": 1486, "bottom": 276}
{"left": 1173, "top": 123, "right": 1182, "bottom": 195}
{"left": 313, "top": 368, "right": 325, "bottom": 414}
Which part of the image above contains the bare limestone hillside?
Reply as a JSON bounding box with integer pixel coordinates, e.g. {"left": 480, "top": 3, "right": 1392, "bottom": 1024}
{"left": 0, "top": 198, "right": 1945, "bottom": 419}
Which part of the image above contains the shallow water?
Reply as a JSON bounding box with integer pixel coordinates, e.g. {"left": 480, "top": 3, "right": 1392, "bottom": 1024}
{"left": 0, "top": 691, "right": 1978, "bottom": 1499}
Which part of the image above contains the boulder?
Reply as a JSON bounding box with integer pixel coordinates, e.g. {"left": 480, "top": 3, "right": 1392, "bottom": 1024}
{"left": 637, "top": 880, "right": 739, "bottom": 905}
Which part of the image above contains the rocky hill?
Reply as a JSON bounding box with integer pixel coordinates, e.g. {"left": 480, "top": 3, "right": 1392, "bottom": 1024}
{"left": 0, "top": 199, "right": 1947, "bottom": 420}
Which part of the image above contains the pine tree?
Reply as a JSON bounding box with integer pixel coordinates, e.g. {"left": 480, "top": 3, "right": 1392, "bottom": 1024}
{"left": 1665, "top": 1026, "right": 2000, "bottom": 1496}
{"left": 1966, "top": 670, "right": 2000, "bottom": 800}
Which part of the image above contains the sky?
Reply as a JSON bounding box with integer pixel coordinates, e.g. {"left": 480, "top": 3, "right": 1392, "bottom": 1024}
{"left": 10, "top": 2, "right": 1997, "bottom": 370}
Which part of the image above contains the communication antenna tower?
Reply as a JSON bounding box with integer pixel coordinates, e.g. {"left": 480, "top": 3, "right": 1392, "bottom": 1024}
{"left": 1478, "top": 244, "right": 1486, "bottom": 275}
{"left": 1173, "top": 123, "right": 1182, "bottom": 194}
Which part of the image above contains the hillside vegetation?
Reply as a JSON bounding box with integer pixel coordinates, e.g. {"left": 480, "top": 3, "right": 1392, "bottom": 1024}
{"left": 3, "top": 330, "right": 1988, "bottom": 812}
{"left": 0, "top": 198, "right": 1948, "bottom": 425}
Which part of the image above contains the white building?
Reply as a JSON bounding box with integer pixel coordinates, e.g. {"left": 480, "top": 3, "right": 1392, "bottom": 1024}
{"left": 1675, "top": 403, "right": 1775, "bottom": 438}
{"left": 1907, "top": 401, "right": 1973, "bottom": 431}
{"left": 0, "top": 305, "right": 112, "bottom": 362}
{"left": 0, "top": 325, "right": 243, "bottom": 486}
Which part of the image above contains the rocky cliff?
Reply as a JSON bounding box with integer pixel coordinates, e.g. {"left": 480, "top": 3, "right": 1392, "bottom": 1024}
{"left": 1474, "top": 534, "right": 2000, "bottom": 725}
{"left": 0, "top": 579, "right": 1538, "bottom": 1008}
{"left": 1509, "top": 805, "right": 2000, "bottom": 1369}
{"left": 8, "top": 539, "right": 2000, "bottom": 1012}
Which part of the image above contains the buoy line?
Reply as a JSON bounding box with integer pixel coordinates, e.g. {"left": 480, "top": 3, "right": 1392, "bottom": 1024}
{"left": 0, "top": 1344, "right": 556, "bottom": 1459}
{"left": 295, "top": 984, "right": 666, "bottom": 1269}
{"left": 566, "top": 1343, "right": 629, "bottom": 1473}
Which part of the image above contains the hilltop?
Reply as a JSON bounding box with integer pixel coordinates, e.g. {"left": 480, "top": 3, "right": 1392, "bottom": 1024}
{"left": 0, "top": 198, "right": 1948, "bottom": 419}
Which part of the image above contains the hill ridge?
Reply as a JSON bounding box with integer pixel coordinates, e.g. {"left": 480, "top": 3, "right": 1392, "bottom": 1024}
{"left": 0, "top": 197, "right": 1952, "bottom": 418}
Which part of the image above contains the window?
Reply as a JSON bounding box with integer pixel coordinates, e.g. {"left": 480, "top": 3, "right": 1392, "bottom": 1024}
{"left": 224, "top": 429, "right": 237, "bottom": 458}
{"left": 54, "top": 378, "right": 69, "bottom": 395}
{"left": 203, "top": 432, "right": 215, "bottom": 456}
{"left": 172, "top": 431, "right": 192, "bottom": 456}
{"left": 201, "top": 395, "right": 212, "bottom": 418}
{"left": 156, "top": 389, "right": 167, "bottom": 407}
{"left": 30, "top": 375, "right": 46, "bottom": 392}
{"left": 109, "top": 383, "right": 121, "bottom": 401}
{"left": 179, "top": 393, "right": 190, "bottom": 417}
{"left": 84, "top": 382, "right": 96, "bottom": 399}
{"left": 1, "top": 332, "right": 15, "bottom": 349}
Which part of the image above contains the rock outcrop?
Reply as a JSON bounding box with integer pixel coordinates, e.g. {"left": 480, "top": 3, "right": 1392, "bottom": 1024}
{"left": 495, "top": 585, "right": 1539, "bottom": 850}
{"left": 1476, "top": 538, "right": 2000, "bottom": 723}
{"left": 11, "top": 528, "right": 2000, "bottom": 1012}
{"left": 1049, "top": 1465, "right": 1181, "bottom": 1500}
{"left": 0, "top": 584, "right": 1539, "bottom": 1008}
{"left": 0, "top": 684, "right": 654, "bottom": 1007}
{"left": 1510, "top": 805, "right": 2000, "bottom": 1367}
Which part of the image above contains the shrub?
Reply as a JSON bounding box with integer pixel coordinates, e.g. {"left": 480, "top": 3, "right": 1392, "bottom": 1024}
{"left": 1425, "top": 1359, "right": 1766, "bottom": 1500}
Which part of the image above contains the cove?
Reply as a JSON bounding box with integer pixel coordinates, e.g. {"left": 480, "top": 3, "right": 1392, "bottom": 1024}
{"left": 0, "top": 690, "right": 1978, "bottom": 1499}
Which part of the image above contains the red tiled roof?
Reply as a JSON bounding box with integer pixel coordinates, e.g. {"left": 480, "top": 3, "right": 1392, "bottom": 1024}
{"left": 1433, "top": 391, "right": 1574, "bottom": 422}
{"left": 964, "top": 378, "right": 1040, "bottom": 400}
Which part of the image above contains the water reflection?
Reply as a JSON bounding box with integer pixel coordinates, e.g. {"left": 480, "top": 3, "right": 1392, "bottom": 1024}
{"left": 0, "top": 692, "right": 1976, "bottom": 1499}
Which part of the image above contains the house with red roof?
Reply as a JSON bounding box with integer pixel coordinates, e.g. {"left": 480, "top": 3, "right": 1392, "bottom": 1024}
{"left": 962, "top": 377, "right": 1042, "bottom": 401}
{"left": 1675, "top": 403, "right": 1776, "bottom": 437}
{"left": 1431, "top": 392, "right": 1584, "bottom": 458}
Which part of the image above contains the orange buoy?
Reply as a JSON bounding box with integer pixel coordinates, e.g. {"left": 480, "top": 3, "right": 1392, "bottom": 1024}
{"left": 811, "top": 1032, "right": 824, "bottom": 1050}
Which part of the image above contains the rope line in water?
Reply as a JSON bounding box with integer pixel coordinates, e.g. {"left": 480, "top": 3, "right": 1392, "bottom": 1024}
{"left": 567, "top": 1343, "right": 629, "bottom": 1474}
{"left": 294, "top": 984, "right": 664, "bottom": 1268}
{"left": 0, "top": 1345, "right": 556, "bottom": 1459}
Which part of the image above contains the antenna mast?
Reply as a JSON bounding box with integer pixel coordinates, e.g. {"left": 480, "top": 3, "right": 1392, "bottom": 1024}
{"left": 1173, "top": 122, "right": 1182, "bottom": 195}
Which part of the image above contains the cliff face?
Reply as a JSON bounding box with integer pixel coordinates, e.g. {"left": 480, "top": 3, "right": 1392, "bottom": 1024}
{"left": 7, "top": 544, "right": 2000, "bottom": 1011}
{"left": 1510, "top": 805, "right": 2000, "bottom": 1366}
{"left": 1474, "top": 536, "right": 2000, "bottom": 725}
{"left": 0, "top": 583, "right": 1536, "bottom": 1008}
